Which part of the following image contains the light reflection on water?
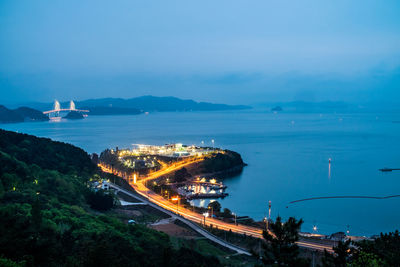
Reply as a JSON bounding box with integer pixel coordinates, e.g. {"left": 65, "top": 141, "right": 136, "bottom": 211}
{"left": 2, "top": 110, "right": 400, "bottom": 235}
{"left": 190, "top": 198, "right": 217, "bottom": 208}
{"left": 182, "top": 184, "right": 224, "bottom": 195}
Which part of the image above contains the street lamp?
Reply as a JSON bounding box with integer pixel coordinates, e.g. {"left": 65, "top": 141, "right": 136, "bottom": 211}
{"left": 208, "top": 206, "right": 213, "bottom": 218}
{"left": 203, "top": 212, "right": 209, "bottom": 226}
{"left": 171, "top": 196, "right": 180, "bottom": 213}
{"left": 232, "top": 212, "right": 237, "bottom": 225}
{"left": 264, "top": 216, "right": 268, "bottom": 230}
{"left": 211, "top": 139, "right": 215, "bottom": 148}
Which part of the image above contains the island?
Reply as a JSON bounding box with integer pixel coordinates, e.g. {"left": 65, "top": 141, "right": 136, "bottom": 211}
{"left": 0, "top": 105, "right": 49, "bottom": 123}
{"left": 271, "top": 106, "right": 283, "bottom": 112}
{"left": 64, "top": 110, "right": 85, "bottom": 120}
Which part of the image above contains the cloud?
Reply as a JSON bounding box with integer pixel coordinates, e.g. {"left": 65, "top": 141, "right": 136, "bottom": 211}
{"left": 0, "top": 0, "right": 399, "bottom": 104}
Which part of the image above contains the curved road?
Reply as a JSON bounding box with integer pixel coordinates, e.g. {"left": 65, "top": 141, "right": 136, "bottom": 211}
{"left": 110, "top": 183, "right": 251, "bottom": 255}
{"left": 100, "top": 158, "right": 334, "bottom": 253}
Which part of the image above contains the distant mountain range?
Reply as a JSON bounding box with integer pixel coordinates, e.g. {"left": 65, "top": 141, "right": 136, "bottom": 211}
{"left": 0, "top": 96, "right": 251, "bottom": 123}
{"left": 76, "top": 96, "right": 251, "bottom": 112}
{"left": 81, "top": 106, "right": 142, "bottom": 115}
{"left": 17, "top": 96, "right": 251, "bottom": 113}
{"left": 0, "top": 105, "right": 49, "bottom": 123}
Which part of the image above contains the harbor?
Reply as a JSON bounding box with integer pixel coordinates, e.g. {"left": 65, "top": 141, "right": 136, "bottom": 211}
{"left": 174, "top": 178, "right": 229, "bottom": 200}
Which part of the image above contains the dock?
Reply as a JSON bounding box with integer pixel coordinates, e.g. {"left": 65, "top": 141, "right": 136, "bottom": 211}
{"left": 186, "top": 192, "right": 229, "bottom": 200}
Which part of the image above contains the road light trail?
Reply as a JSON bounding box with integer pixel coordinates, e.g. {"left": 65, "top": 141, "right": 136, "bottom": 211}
{"left": 99, "top": 157, "right": 334, "bottom": 253}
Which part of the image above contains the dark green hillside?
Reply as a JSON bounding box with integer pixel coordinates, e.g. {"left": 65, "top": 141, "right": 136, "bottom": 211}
{"left": 0, "top": 129, "right": 220, "bottom": 267}
{"left": 203, "top": 150, "right": 246, "bottom": 173}
{"left": 0, "top": 106, "right": 48, "bottom": 124}
{"left": 0, "top": 129, "right": 95, "bottom": 175}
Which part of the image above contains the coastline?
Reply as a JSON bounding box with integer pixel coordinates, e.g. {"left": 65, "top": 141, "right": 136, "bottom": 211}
{"left": 3, "top": 111, "right": 398, "bottom": 237}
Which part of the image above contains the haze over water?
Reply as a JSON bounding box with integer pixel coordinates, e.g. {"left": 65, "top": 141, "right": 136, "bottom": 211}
{"left": 2, "top": 110, "right": 400, "bottom": 236}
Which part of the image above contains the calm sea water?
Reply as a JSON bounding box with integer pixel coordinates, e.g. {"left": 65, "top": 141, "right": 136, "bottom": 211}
{"left": 2, "top": 110, "right": 400, "bottom": 236}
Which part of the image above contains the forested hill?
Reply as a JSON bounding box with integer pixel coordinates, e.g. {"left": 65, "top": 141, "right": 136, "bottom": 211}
{"left": 0, "top": 130, "right": 220, "bottom": 266}
{"left": 0, "top": 129, "right": 95, "bottom": 175}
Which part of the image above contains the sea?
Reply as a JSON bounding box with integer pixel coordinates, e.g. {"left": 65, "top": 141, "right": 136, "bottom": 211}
{"left": 2, "top": 109, "right": 400, "bottom": 236}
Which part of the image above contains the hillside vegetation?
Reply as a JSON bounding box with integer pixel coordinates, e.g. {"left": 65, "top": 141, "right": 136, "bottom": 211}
{"left": 202, "top": 150, "right": 246, "bottom": 173}
{"left": 0, "top": 129, "right": 220, "bottom": 267}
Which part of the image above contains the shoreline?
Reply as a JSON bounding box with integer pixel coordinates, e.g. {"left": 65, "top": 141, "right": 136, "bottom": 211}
{"left": 99, "top": 149, "right": 369, "bottom": 249}
{"left": 99, "top": 158, "right": 336, "bottom": 252}
{"left": 99, "top": 149, "right": 376, "bottom": 240}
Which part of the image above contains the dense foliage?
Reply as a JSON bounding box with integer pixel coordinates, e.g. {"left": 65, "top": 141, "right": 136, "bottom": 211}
{"left": 0, "top": 129, "right": 220, "bottom": 266}
{"left": 262, "top": 216, "right": 310, "bottom": 267}
{"left": 0, "top": 129, "right": 95, "bottom": 176}
{"left": 86, "top": 190, "right": 115, "bottom": 211}
{"left": 99, "top": 149, "right": 161, "bottom": 176}
{"left": 173, "top": 167, "right": 191, "bottom": 183}
{"left": 322, "top": 231, "right": 400, "bottom": 267}
{"left": 203, "top": 150, "right": 245, "bottom": 173}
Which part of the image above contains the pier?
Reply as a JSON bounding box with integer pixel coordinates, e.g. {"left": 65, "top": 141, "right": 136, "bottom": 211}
{"left": 169, "top": 181, "right": 227, "bottom": 190}
{"left": 185, "top": 192, "right": 229, "bottom": 200}
{"left": 174, "top": 180, "right": 229, "bottom": 200}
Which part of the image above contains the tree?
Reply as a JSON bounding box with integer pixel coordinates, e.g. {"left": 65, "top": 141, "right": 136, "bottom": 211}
{"left": 0, "top": 129, "right": 224, "bottom": 267}
{"left": 322, "top": 239, "right": 352, "bottom": 267}
{"left": 31, "top": 197, "right": 42, "bottom": 230}
{"left": 356, "top": 230, "right": 400, "bottom": 267}
{"left": 207, "top": 201, "right": 221, "bottom": 215}
{"left": 87, "top": 190, "right": 115, "bottom": 211}
{"left": 0, "top": 257, "right": 25, "bottom": 267}
{"left": 262, "top": 216, "right": 308, "bottom": 266}
{"left": 351, "top": 251, "right": 385, "bottom": 267}
{"left": 222, "top": 208, "right": 233, "bottom": 218}
{"left": 174, "top": 167, "right": 190, "bottom": 183}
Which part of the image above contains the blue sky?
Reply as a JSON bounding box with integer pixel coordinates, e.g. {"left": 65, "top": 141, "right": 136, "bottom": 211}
{"left": 0, "top": 0, "right": 399, "bottom": 104}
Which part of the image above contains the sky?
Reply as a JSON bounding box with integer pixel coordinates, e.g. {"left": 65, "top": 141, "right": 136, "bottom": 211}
{"left": 0, "top": 0, "right": 399, "bottom": 105}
